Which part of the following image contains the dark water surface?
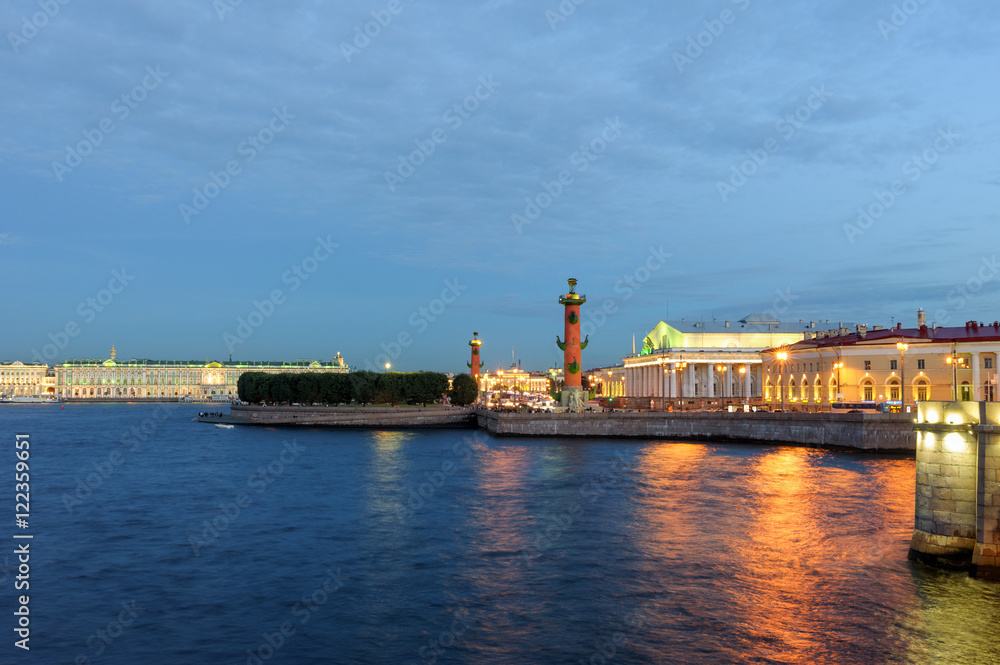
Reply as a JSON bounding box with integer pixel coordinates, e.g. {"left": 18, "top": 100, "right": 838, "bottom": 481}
{"left": 1, "top": 403, "right": 998, "bottom": 664}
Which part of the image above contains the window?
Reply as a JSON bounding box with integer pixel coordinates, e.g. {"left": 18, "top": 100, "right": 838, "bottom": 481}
{"left": 961, "top": 383, "right": 972, "bottom": 401}
{"left": 864, "top": 361, "right": 871, "bottom": 370}
{"left": 862, "top": 380, "right": 874, "bottom": 401}
{"left": 986, "top": 358, "right": 994, "bottom": 369}
{"left": 917, "top": 359, "right": 925, "bottom": 370}
{"left": 890, "top": 360, "right": 897, "bottom": 370}
{"left": 889, "top": 384, "right": 900, "bottom": 401}
{"left": 917, "top": 381, "right": 928, "bottom": 402}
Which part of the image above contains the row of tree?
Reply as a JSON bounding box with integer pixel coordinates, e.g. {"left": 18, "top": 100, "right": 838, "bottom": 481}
{"left": 238, "top": 371, "right": 479, "bottom": 406}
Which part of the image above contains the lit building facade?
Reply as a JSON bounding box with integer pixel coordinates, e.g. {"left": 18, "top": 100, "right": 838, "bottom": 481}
{"left": 761, "top": 313, "right": 1000, "bottom": 409}
{"left": 53, "top": 346, "right": 349, "bottom": 399}
{"left": 588, "top": 365, "right": 626, "bottom": 398}
{"left": 0, "top": 362, "right": 51, "bottom": 397}
{"left": 481, "top": 365, "right": 555, "bottom": 395}
{"left": 622, "top": 314, "right": 812, "bottom": 406}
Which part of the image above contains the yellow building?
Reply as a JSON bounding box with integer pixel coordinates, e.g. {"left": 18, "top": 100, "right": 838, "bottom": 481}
{"left": 55, "top": 346, "right": 349, "bottom": 400}
{"left": 760, "top": 312, "right": 1000, "bottom": 410}
{"left": 481, "top": 364, "right": 553, "bottom": 395}
{"left": 623, "top": 314, "right": 811, "bottom": 404}
{"left": 0, "top": 361, "right": 50, "bottom": 397}
{"left": 588, "top": 365, "right": 626, "bottom": 398}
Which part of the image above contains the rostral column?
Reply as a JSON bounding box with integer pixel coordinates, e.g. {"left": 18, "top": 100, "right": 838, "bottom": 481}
{"left": 467, "top": 332, "right": 484, "bottom": 383}
{"left": 557, "top": 278, "right": 588, "bottom": 410}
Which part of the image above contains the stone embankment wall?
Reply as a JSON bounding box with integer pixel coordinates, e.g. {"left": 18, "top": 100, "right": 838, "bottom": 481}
{"left": 230, "top": 405, "right": 476, "bottom": 428}
{"left": 910, "top": 401, "right": 1000, "bottom": 580}
{"left": 476, "top": 410, "right": 914, "bottom": 451}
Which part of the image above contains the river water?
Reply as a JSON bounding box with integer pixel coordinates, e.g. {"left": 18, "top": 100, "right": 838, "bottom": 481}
{"left": 2, "top": 403, "right": 998, "bottom": 664}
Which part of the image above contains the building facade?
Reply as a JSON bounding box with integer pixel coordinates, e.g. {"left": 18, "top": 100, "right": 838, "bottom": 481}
{"left": 621, "top": 314, "right": 815, "bottom": 406}
{"left": 52, "top": 347, "right": 349, "bottom": 400}
{"left": 480, "top": 364, "right": 553, "bottom": 395}
{"left": 0, "top": 362, "right": 51, "bottom": 397}
{"left": 760, "top": 313, "right": 1000, "bottom": 410}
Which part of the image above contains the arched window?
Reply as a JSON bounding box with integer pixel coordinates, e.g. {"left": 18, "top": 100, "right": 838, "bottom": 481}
{"left": 829, "top": 378, "right": 838, "bottom": 402}
{"left": 961, "top": 381, "right": 971, "bottom": 401}
{"left": 789, "top": 379, "right": 796, "bottom": 401}
{"left": 916, "top": 379, "right": 928, "bottom": 402}
{"left": 800, "top": 379, "right": 809, "bottom": 401}
{"left": 765, "top": 379, "right": 772, "bottom": 400}
{"left": 861, "top": 379, "right": 875, "bottom": 402}
{"left": 887, "top": 379, "right": 900, "bottom": 402}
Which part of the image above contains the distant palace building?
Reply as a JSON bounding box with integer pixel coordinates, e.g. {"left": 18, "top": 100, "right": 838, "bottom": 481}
{"left": 761, "top": 310, "right": 1000, "bottom": 409}
{"left": 621, "top": 314, "right": 813, "bottom": 407}
{"left": 2, "top": 346, "right": 350, "bottom": 400}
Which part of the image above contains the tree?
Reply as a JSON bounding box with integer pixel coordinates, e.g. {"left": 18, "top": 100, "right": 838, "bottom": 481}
{"left": 450, "top": 373, "right": 479, "bottom": 406}
{"left": 349, "top": 371, "right": 379, "bottom": 404}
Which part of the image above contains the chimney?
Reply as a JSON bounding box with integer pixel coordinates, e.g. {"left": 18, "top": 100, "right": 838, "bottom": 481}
{"left": 917, "top": 308, "right": 926, "bottom": 327}
{"left": 857, "top": 324, "right": 867, "bottom": 338}
{"left": 810, "top": 321, "right": 816, "bottom": 329}
{"left": 725, "top": 320, "right": 730, "bottom": 328}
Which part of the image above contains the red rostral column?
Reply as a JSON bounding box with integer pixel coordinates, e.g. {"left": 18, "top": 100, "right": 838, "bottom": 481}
{"left": 557, "top": 278, "right": 588, "bottom": 409}
{"left": 467, "top": 332, "right": 484, "bottom": 380}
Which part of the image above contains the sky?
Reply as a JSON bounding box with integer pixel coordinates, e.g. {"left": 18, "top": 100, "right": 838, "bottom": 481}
{"left": 2, "top": 0, "right": 999, "bottom": 373}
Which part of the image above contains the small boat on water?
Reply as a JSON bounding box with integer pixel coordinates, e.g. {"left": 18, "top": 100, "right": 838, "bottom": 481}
{"left": 215, "top": 424, "right": 235, "bottom": 429}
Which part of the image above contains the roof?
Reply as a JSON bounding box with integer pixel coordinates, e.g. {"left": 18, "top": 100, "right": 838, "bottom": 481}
{"left": 658, "top": 316, "right": 826, "bottom": 335}
{"left": 766, "top": 321, "right": 1000, "bottom": 352}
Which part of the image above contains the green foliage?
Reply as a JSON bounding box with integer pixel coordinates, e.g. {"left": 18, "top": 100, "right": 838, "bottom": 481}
{"left": 450, "top": 373, "right": 479, "bottom": 406}
{"left": 238, "top": 370, "right": 450, "bottom": 405}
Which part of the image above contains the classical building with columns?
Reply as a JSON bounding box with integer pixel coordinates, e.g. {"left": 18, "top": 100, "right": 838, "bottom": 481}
{"left": 621, "top": 314, "right": 813, "bottom": 409}
{"left": 0, "top": 361, "right": 53, "bottom": 397}
{"left": 53, "top": 346, "right": 350, "bottom": 400}
{"left": 761, "top": 312, "right": 1000, "bottom": 410}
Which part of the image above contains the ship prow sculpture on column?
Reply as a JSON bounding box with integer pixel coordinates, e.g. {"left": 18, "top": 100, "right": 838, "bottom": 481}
{"left": 556, "top": 278, "right": 589, "bottom": 411}
{"left": 467, "top": 332, "right": 484, "bottom": 394}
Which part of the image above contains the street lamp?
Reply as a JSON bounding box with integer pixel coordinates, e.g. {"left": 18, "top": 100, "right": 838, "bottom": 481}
{"left": 739, "top": 366, "right": 747, "bottom": 401}
{"left": 715, "top": 365, "right": 726, "bottom": 404}
{"left": 832, "top": 361, "right": 843, "bottom": 404}
{"left": 675, "top": 362, "right": 687, "bottom": 411}
{"left": 896, "top": 342, "right": 908, "bottom": 411}
{"left": 384, "top": 362, "right": 391, "bottom": 372}
{"left": 945, "top": 354, "right": 965, "bottom": 401}
{"left": 661, "top": 361, "right": 667, "bottom": 412}
{"left": 776, "top": 350, "right": 788, "bottom": 411}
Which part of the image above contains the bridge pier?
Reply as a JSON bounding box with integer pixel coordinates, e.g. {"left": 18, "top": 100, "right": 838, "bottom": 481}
{"left": 911, "top": 402, "right": 1000, "bottom": 579}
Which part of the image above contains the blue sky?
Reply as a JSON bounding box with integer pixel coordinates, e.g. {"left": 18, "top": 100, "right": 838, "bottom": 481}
{"left": 2, "top": 0, "right": 998, "bottom": 372}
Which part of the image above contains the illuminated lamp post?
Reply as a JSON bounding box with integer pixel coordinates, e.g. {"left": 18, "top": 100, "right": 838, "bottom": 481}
{"left": 739, "top": 366, "right": 747, "bottom": 401}
{"left": 897, "top": 341, "right": 908, "bottom": 411}
{"left": 776, "top": 350, "right": 788, "bottom": 411}
{"left": 675, "top": 362, "right": 687, "bottom": 410}
{"left": 832, "top": 361, "right": 843, "bottom": 405}
{"left": 715, "top": 365, "right": 726, "bottom": 404}
{"left": 945, "top": 354, "right": 965, "bottom": 401}
{"left": 556, "top": 278, "right": 588, "bottom": 410}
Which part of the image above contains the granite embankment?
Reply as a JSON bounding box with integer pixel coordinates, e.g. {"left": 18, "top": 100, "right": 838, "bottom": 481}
{"left": 477, "top": 410, "right": 915, "bottom": 451}
{"left": 222, "top": 405, "right": 915, "bottom": 451}
{"left": 229, "top": 404, "right": 477, "bottom": 428}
